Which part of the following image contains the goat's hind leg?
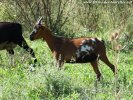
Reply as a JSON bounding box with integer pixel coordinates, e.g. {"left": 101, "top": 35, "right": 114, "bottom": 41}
{"left": 99, "top": 51, "right": 116, "bottom": 74}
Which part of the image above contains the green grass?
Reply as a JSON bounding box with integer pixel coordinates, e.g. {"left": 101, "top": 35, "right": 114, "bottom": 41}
{"left": 0, "top": 40, "right": 133, "bottom": 100}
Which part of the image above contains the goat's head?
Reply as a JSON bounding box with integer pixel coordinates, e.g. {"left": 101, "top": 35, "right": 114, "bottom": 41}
{"left": 30, "top": 17, "right": 45, "bottom": 41}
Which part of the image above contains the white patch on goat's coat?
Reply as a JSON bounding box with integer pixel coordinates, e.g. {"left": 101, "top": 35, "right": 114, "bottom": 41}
{"left": 76, "top": 39, "right": 96, "bottom": 58}
{"left": 81, "top": 39, "right": 96, "bottom": 44}
{"left": 76, "top": 44, "right": 94, "bottom": 58}
{"left": 91, "top": 38, "right": 96, "bottom": 42}
{"left": 81, "top": 45, "right": 94, "bottom": 52}
{"left": 81, "top": 40, "right": 86, "bottom": 43}
{"left": 70, "top": 56, "right": 76, "bottom": 62}
{"left": 97, "top": 37, "right": 102, "bottom": 41}
{"left": 0, "top": 41, "right": 17, "bottom": 50}
{"left": 81, "top": 45, "right": 91, "bottom": 52}
{"left": 81, "top": 45, "right": 87, "bottom": 52}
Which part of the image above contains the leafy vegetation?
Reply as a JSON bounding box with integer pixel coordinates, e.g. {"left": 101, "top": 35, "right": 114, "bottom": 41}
{"left": 0, "top": 40, "right": 132, "bottom": 99}
{"left": 0, "top": 0, "right": 133, "bottom": 99}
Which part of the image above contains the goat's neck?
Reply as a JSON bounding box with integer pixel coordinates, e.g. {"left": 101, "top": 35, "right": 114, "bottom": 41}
{"left": 42, "top": 28, "right": 55, "bottom": 51}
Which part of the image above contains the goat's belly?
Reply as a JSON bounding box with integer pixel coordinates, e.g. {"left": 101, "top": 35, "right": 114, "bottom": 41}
{"left": 66, "top": 53, "right": 97, "bottom": 63}
{"left": 0, "top": 41, "right": 17, "bottom": 50}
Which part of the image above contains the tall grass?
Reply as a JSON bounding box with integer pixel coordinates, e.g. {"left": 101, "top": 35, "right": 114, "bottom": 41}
{"left": 0, "top": 40, "right": 133, "bottom": 99}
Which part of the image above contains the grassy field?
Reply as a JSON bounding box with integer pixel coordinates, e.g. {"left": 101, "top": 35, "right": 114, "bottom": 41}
{"left": 0, "top": 40, "right": 133, "bottom": 100}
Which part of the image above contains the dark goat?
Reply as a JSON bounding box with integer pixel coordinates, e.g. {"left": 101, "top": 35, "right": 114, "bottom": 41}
{"left": 0, "top": 22, "right": 37, "bottom": 67}
{"left": 30, "top": 17, "right": 116, "bottom": 81}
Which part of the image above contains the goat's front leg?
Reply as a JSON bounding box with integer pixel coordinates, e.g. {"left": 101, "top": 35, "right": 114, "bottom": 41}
{"left": 56, "top": 59, "right": 64, "bottom": 69}
{"left": 56, "top": 54, "right": 64, "bottom": 69}
{"left": 53, "top": 52, "right": 64, "bottom": 68}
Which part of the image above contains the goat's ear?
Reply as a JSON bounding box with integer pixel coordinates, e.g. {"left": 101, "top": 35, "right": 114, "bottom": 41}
{"left": 37, "top": 17, "right": 43, "bottom": 25}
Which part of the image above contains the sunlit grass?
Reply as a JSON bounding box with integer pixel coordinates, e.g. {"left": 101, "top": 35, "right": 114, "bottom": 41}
{"left": 0, "top": 40, "right": 133, "bottom": 99}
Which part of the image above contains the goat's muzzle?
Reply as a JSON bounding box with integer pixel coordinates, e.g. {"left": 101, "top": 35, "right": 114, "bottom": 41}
{"left": 30, "top": 34, "right": 34, "bottom": 41}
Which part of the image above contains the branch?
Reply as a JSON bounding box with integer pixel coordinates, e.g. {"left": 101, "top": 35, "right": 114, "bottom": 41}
{"left": 24, "top": 0, "right": 36, "bottom": 20}
{"left": 15, "top": 0, "right": 32, "bottom": 27}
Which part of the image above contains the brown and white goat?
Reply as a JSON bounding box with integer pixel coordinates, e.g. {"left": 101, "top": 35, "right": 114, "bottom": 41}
{"left": 30, "top": 17, "right": 116, "bottom": 81}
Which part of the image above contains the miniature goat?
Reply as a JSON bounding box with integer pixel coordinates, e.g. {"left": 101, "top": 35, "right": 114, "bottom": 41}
{"left": 30, "top": 17, "right": 116, "bottom": 81}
